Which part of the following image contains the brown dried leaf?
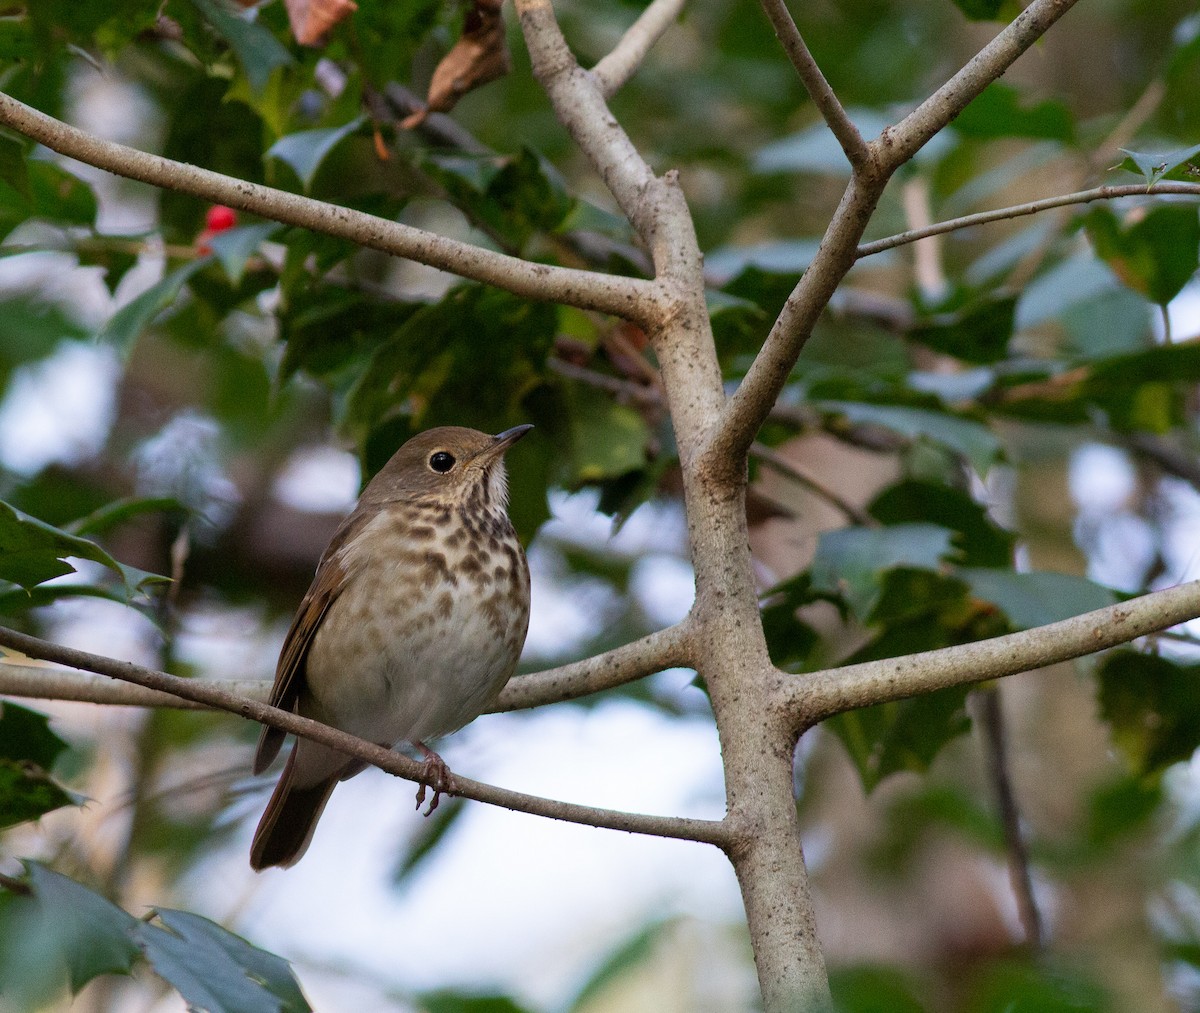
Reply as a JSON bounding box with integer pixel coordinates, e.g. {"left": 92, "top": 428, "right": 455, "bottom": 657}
{"left": 285, "top": 0, "right": 358, "bottom": 47}
{"left": 401, "top": 0, "right": 510, "bottom": 129}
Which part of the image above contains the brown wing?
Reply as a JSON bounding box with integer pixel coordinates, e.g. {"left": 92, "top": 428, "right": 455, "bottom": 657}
{"left": 252, "top": 514, "right": 363, "bottom": 774}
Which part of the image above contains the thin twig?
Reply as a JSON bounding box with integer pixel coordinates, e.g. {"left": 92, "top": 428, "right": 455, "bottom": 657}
{"left": 786, "top": 579, "right": 1200, "bottom": 728}
{"left": 750, "top": 441, "right": 877, "bottom": 527}
{"left": 0, "top": 626, "right": 728, "bottom": 846}
{"left": 857, "top": 182, "right": 1200, "bottom": 259}
{"left": 591, "top": 0, "right": 687, "bottom": 99}
{"left": 0, "top": 91, "right": 652, "bottom": 322}
{"left": 548, "top": 356, "right": 664, "bottom": 406}
{"left": 757, "top": 0, "right": 870, "bottom": 169}
{"left": 977, "top": 686, "right": 1045, "bottom": 950}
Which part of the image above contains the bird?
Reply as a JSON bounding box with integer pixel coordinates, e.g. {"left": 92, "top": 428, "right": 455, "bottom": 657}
{"left": 250, "top": 424, "right": 533, "bottom": 870}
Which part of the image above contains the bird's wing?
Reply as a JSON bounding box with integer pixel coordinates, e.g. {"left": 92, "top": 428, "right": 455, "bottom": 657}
{"left": 252, "top": 515, "right": 362, "bottom": 775}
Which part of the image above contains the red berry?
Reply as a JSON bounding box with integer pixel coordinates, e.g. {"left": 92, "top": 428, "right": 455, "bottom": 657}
{"left": 205, "top": 205, "right": 237, "bottom": 232}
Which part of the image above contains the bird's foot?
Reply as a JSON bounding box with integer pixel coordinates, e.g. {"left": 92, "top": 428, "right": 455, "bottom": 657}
{"left": 414, "top": 743, "right": 456, "bottom": 816}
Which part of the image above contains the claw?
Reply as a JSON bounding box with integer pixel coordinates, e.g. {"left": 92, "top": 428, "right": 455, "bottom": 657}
{"left": 413, "top": 742, "right": 456, "bottom": 817}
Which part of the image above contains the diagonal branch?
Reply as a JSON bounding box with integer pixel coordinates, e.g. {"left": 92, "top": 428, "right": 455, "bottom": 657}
{"left": 880, "top": 0, "right": 1083, "bottom": 167}
{"left": 857, "top": 182, "right": 1200, "bottom": 258}
{"left": 757, "top": 0, "right": 870, "bottom": 170}
{"left": 591, "top": 0, "right": 687, "bottom": 99}
{"left": 784, "top": 580, "right": 1200, "bottom": 729}
{"left": 496, "top": 621, "right": 695, "bottom": 710}
{"left": 0, "top": 626, "right": 729, "bottom": 846}
{"left": 515, "top": 0, "right": 662, "bottom": 247}
{"left": 0, "top": 92, "right": 653, "bottom": 322}
{"left": 0, "top": 622, "right": 695, "bottom": 713}
{"left": 707, "top": 0, "right": 1084, "bottom": 468}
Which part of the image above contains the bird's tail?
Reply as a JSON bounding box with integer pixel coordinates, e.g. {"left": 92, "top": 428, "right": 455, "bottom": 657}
{"left": 250, "top": 745, "right": 337, "bottom": 871}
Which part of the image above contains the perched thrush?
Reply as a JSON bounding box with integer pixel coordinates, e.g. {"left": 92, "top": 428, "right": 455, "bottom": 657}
{"left": 250, "top": 425, "right": 533, "bottom": 870}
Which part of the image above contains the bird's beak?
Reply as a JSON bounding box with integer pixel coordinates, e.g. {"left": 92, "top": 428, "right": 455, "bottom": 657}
{"left": 489, "top": 424, "right": 534, "bottom": 454}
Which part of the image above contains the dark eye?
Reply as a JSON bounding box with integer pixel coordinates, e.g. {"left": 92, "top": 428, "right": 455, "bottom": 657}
{"left": 429, "top": 451, "right": 456, "bottom": 474}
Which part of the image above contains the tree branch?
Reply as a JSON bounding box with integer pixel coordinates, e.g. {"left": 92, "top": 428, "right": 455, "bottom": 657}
{"left": 750, "top": 441, "right": 877, "bottom": 527}
{"left": 879, "top": 0, "right": 1084, "bottom": 167}
{"left": 0, "top": 622, "right": 694, "bottom": 714}
{"left": 857, "top": 182, "right": 1200, "bottom": 258}
{"left": 0, "top": 626, "right": 729, "bottom": 847}
{"left": 757, "top": 0, "right": 870, "bottom": 169}
{"left": 0, "top": 92, "right": 652, "bottom": 322}
{"left": 977, "top": 686, "right": 1044, "bottom": 950}
{"left": 707, "top": 0, "right": 1084, "bottom": 469}
{"left": 515, "top": 0, "right": 726, "bottom": 456}
{"left": 786, "top": 580, "right": 1200, "bottom": 727}
{"left": 590, "top": 0, "right": 687, "bottom": 99}
{"left": 496, "top": 621, "right": 695, "bottom": 710}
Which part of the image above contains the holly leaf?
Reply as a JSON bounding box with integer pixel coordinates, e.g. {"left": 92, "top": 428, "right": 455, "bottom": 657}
{"left": 1083, "top": 204, "right": 1200, "bottom": 306}
{"left": 1097, "top": 651, "right": 1200, "bottom": 777}
{"left": 810, "top": 524, "right": 958, "bottom": 618}
{"left": 1118, "top": 142, "right": 1200, "bottom": 187}
{"left": 0, "top": 499, "right": 167, "bottom": 599}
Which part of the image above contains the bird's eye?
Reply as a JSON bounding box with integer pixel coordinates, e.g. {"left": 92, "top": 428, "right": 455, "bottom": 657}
{"left": 429, "top": 451, "right": 456, "bottom": 474}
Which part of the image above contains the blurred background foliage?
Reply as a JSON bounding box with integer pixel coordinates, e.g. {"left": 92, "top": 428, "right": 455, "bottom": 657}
{"left": 1, "top": 0, "right": 1200, "bottom": 1010}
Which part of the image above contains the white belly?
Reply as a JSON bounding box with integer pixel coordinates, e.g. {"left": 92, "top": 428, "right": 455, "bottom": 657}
{"left": 301, "top": 513, "right": 529, "bottom": 750}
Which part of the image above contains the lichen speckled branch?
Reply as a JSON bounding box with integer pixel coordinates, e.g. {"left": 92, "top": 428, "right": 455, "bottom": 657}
{"left": 0, "top": 622, "right": 694, "bottom": 714}
{"left": 0, "top": 92, "right": 652, "bottom": 323}
{"left": 0, "top": 625, "right": 729, "bottom": 846}
{"left": 590, "top": 0, "right": 687, "bottom": 99}
{"left": 710, "top": 0, "right": 1085, "bottom": 467}
{"left": 757, "top": 0, "right": 869, "bottom": 169}
{"left": 784, "top": 580, "right": 1200, "bottom": 729}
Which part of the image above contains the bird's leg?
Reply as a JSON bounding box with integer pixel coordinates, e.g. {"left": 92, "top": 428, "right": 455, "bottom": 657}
{"left": 413, "top": 742, "right": 456, "bottom": 815}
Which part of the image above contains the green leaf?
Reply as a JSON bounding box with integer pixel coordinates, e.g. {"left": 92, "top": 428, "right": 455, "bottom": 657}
{"left": 870, "top": 784, "right": 1003, "bottom": 872}
{"left": 0, "top": 132, "right": 30, "bottom": 199}
{"left": 66, "top": 496, "right": 183, "bottom": 538}
{"left": 567, "top": 384, "right": 650, "bottom": 485}
{"left": 948, "top": 0, "right": 1005, "bottom": 21}
{"left": 1085, "top": 773, "right": 1162, "bottom": 849}
{"left": 954, "top": 82, "right": 1074, "bottom": 141}
{"left": 420, "top": 994, "right": 535, "bottom": 1013}
{"left": 0, "top": 499, "right": 167, "bottom": 598}
{"left": 1118, "top": 142, "right": 1200, "bottom": 187}
{"left": 869, "top": 481, "right": 1015, "bottom": 567}
{"left": 2, "top": 863, "right": 140, "bottom": 994}
{"left": 828, "top": 685, "right": 973, "bottom": 791}
{"left": 568, "top": 919, "right": 673, "bottom": 1012}
{"left": 964, "top": 959, "right": 1112, "bottom": 1013}
{"left": 186, "top": 0, "right": 293, "bottom": 93}
{"left": 0, "top": 159, "right": 97, "bottom": 238}
{"left": 0, "top": 701, "right": 68, "bottom": 768}
{"left": 422, "top": 147, "right": 577, "bottom": 252}
{"left": 907, "top": 294, "right": 1016, "bottom": 364}
{"left": 347, "top": 285, "right": 557, "bottom": 467}
{"left": 266, "top": 117, "right": 365, "bottom": 191}
{"left": 0, "top": 760, "right": 76, "bottom": 830}
{"left": 816, "top": 401, "right": 1002, "bottom": 475}
{"left": 392, "top": 797, "right": 465, "bottom": 885}
{"left": 831, "top": 965, "right": 928, "bottom": 1013}
{"left": 754, "top": 109, "right": 893, "bottom": 176}
{"left": 96, "top": 259, "right": 211, "bottom": 354}
{"left": 958, "top": 569, "right": 1117, "bottom": 629}
{"left": 810, "top": 524, "right": 957, "bottom": 618}
{"left": 1083, "top": 204, "right": 1200, "bottom": 305}
{"left": 137, "top": 909, "right": 312, "bottom": 1013}
{"left": 1096, "top": 651, "right": 1200, "bottom": 777}
{"left": 207, "top": 222, "right": 281, "bottom": 284}
{"left": 1084, "top": 340, "right": 1200, "bottom": 432}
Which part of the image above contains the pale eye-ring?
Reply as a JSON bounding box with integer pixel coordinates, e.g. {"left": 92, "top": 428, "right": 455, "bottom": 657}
{"left": 429, "top": 451, "right": 456, "bottom": 474}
